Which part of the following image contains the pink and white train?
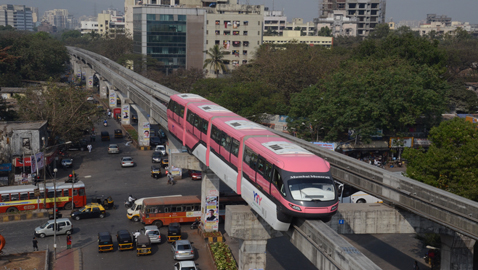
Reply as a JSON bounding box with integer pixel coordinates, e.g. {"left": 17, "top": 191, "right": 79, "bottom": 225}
{"left": 167, "top": 94, "right": 338, "bottom": 231}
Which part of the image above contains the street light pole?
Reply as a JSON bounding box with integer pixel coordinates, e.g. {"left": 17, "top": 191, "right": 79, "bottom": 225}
{"left": 53, "top": 167, "right": 58, "bottom": 259}
{"left": 42, "top": 137, "right": 47, "bottom": 209}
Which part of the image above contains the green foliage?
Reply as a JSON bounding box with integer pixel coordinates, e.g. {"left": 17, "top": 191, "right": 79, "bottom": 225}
{"left": 0, "top": 97, "right": 17, "bottom": 121}
{"left": 288, "top": 58, "right": 448, "bottom": 141}
{"left": 147, "top": 68, "right": 204, "bottom": 93}
{"left": 204, "top": 45, "right": 227, "bottom": 77}
{"left": 317, "top": 26, "right": 332, "bottom": 37}
{"left": 440, "top": 39, "right": 478, "bottom": 81}
{"left": 209, "top": 242, "right": 237, "bottom": 270}
{"left": 415, "top": 233, "right": 441, "bottom": 249}
{"left": 14, "top": 82, "right": 101, "bottom": 144}
{"left": 403, "top": 117, "right": 478, "bottom": 201}
{"left": 61, "top": 30, "right": 82, "bottom": 41}
{"left": 0, "top": 25, "right": 14, "bottom": 31}
{"left": 446, "top": 80, "right": 478, "bottom": 113}
{"left": 368, "top": 23, "right": 390, "bottom": 39}
{"left": 0, "top": 31, "right": 69, "bottom": 86}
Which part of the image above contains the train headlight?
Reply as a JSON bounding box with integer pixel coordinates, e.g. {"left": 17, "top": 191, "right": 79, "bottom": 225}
{"left": 331, "top": 204, "right": 338, "bottom": 211}
{"left": 289, "top": 204, "right": 302, "bottom": 211}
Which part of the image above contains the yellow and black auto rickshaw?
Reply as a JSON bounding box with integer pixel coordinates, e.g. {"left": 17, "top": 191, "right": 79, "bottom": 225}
{"left": 116, "top": 230, "right": 133, "bottom": 251}
{"left": 114, "top": 129, "right": 123, "bottom": 138}
{"left": 136, "top": 234, "right": 152, "bottom": 256}
{"left": 98, "top": 232, "right": 114, "bottom": 253}
{"left": 151, "top": 165, "right": 161, "bottom": 179}
{"left": 167, "top": 222, "right": 182, "bottom": 243}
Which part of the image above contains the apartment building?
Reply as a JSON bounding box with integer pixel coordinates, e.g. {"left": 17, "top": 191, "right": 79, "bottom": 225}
{"left": 80, "top": 21, "right": 99, "bottom": 35}
{"left": 264, "top": 9, "right": 287, "bottom": 35}
{"left": 412, "top": 21, "right": 474, "bottom": 37}
{"left": 0, "top": 5, "right": 34, "bottom": 31}
{"left": 284, "top": 18, "right": 315, "bottom": 36}
{"left": 205, "top": 3, "right": 264, "bottom": 74}
{"left": 98, "top": 10, "right": 125, "bottom": 38}
{"left": 42, "top": 9, "right": 77, "bottom": 30}
{"left": 319, "top": 0, "right": 386, "bottom": 36}
{"left": 263, "top": 30, "right": 333, "bottom": 48}
{"left": 315, "top": 10, "right": 357, "bottom": 37}
{"left": 426, "top": 14, "right": 451, "bottom": 27}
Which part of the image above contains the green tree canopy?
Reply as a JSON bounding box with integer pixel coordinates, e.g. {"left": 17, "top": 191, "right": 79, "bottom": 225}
{"left": 368, "top": 23, "right": 390, "bottom": 39}
{"left": 317, "top": 27, "right": 332, "bottom": 37}
{"left": 61, "top": 30, "right": 82, "bottom": 41}
{"left": 15, "top": 82, "right": 101, "bottom": 144}
{"left": 288, "top": 57, "right": 448, "bottom": 141}
{"left": 403, "top": 117, "right": 478, "bottom": 201}
{"left": 203, "top": 44, "right": 227, "bottom": 78}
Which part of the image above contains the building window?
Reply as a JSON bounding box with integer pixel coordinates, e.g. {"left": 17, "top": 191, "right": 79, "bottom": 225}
{"left": 207, "top": 20, "right": 209, "bottom": 25}
{"left": 206, "top": 30, "right": 208, "bottom": 34}
{"left": 243, "top": 50, "right": 247, "bottom": 56}
{"left": 224, "top": 31, "right": 231, "bottom": 35}
{"left": 242, "top": 60, "right": 247, "bottom": 64}
{"left": 224, "top": 20, "right": 231, "bottom": 28}
{"left": 243, "top": 31, "right": 248, "bottom": 35}
{"left": 244, "top": 21, "right": 248, "bottom": 26}
{"left": 258, "top": 21, "right": 260, "bottom": 25}
{"left": 258, "top": 31, "right": 260, "bottom": 35}
{"left": 215, "top": 40, "right": 220, "bottom": 45}
{"left": 243, "top": 41, "right": 249, "bottom": 47}
{"left": 233, "top": 31, "right": 239, "bottom": 35}
{"left": 215, "top": 20, "right": 220, "bottom": 25}
{"left": 232, "top": 41, "right": 241, "bottom": 47}
{"left": 215, "top": 30, "right": 220, "bottom": 35}
{"left": 232, "top": 50, "right": 239, "bottom": 56}
{"left": 223, "top": 40, "right": 230, "bottom": 49}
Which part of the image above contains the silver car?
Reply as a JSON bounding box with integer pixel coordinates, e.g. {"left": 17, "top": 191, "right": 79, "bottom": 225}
{"left": 171, "top": 239, "right": 195, "bottom": 260}
{"left": 143, "top": 225, "right": 161, "bottom": 244}
{"left": 108, "top": 144, "right": 119, "bottom": 154}
{"left": 121, "top": 157, "right": 134, "bottom": 167}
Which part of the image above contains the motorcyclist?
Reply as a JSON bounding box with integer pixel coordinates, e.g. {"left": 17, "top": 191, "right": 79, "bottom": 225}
{"left": 133, "top": 230, "right": 141, "bottom": 242}
{"left": 103, "top": 119, "right": 108, "bottom": 126}
{"left": 128, "top": 195, "right": 135, "bottom": 203}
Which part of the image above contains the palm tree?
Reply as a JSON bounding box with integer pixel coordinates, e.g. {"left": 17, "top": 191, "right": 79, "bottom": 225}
{"left": 203, "top": 45, "right": 227, "bottom": 78}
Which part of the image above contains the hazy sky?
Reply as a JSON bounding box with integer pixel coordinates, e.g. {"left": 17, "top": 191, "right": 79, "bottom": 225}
{"left": 1, "top": 0, "right": 477, "bottom": 24}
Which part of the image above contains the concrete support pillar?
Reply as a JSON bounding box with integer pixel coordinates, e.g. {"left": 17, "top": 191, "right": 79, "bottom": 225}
{"left": 440, "top": 233, "right": 475, "bottom": 270}
{"left": 108, "top": 89, "right": 117, "bottom": 110}
{"left": 132, "top": 104, "right": 150, "bottom": 149}
{"left": 85, "top": 68, "right": 94, "bottom": 89}
{"left": 201, "top": 170, "right": 220, "bottom": 232}
{"left": 99, "top": 79, "right": 107, "bottom": 98}
{"left": 225, "top": 205, "right": 282, "bottom": 270}
{"left": 80, "top": 64, "right": 87, "bottom": 83}
{"left": 74, "top": 61, "right": 81, "bottom": 81}
{"left": 121, "top": 103, "right": 131, "bottom": 125}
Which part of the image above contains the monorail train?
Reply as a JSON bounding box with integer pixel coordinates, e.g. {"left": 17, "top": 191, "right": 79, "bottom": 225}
{"left": 167, "top": 94, "right": 338, "bottom": 231}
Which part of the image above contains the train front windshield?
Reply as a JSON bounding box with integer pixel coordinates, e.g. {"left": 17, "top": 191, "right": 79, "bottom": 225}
{"left": 287, "top": 174, "right": 335, "bottom": 202}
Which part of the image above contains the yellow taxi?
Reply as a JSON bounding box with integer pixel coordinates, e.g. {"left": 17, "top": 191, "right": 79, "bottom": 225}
{"left": 71, "top": 203, "right": 106, "bottom": 220}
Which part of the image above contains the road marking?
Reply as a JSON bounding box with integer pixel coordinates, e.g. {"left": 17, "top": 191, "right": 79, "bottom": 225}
{"left": 84, "top": 175, "right": 92, "bottom": 178}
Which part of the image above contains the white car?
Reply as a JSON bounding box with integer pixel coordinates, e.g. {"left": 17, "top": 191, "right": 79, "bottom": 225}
{"left": 174, "top": 261, "right": 197, "bottom": 270}
{"left": 155, "top": 145, "right": 166, "bottom": 156}
{"left": 121, "top": 157, "right": 134, "bottom": 168}
{"left": 61, "top": 158, "right": 73, "bottom": 168}
{"left": 108, "top": 144, "right": 119, "bottom": 154}
{"left": 87, "top": 96, "right": 95, "bottom": 101}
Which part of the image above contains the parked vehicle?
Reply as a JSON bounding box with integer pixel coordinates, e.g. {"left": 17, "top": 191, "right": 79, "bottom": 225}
{"left": 171, "top": 240, "right": 195, "bottom": 260}
{"left": 98, "top": 232, "right": 114, "bottom": 252}
{"left": 108, "top": 144, "right": 120, "bottom": 154}
{"left": 121, "top": 157, "right": 135, "bottom": 168}
{"left": 143, "top": 225, "right": 161, "bottom": 244}
{"left": 61, "top": 158, "right": 73, "bottom": 168}
{"left": 35, "top": 218, "right": 73, "bottom": 238}
{"left": 161, "top": 157, "right": 169, "bottom": 168}
{"left": 136, "top": 234, "right": 152, "bottom": 256}
{"left": 70, "top": 203, "right": 106, "bottom": 220}
{"left": 116, "top": 230, "right": 134, "bottom": 251}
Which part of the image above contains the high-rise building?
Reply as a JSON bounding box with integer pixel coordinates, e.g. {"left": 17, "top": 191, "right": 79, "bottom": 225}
{"left": 98, "top": 10, "right": 125, "bottom": 38}
{"left": 264, "top": 8, "right": 287, "bottom": 35}
{"left": 426, "top": 14, "right": 451, "bottom": 27}
{"left": 42, "top": 9, "right": 78, "bottom": 30}
{"left": 0, "top": 4, "right": 34, "bottom": 31}
{"left": 315, "top": 10, "right": 357, "bottom": 37}
{"left": 318, "top": 0, "right": 386, "bottom": 36}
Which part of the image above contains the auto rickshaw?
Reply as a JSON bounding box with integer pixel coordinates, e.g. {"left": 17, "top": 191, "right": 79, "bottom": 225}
{"left": 98, "top": 232, "right": 114, "bottom": 253}
{"left": 114, "top": 129, "right": 123, "bottom": 138}
{"left": 96, "top": 195, "right": 115, "bottom": 210}
{"left": 167, "top": 222, "right": 182, "bottom": 243}
{"left": 116, "top": 230, "right": 134, "bottom": 251}
{"left": 151, "top": 165, "right": 161, "bottom": 179}
{"left": 136, "top": 234, "right": 152, "bottom": 256}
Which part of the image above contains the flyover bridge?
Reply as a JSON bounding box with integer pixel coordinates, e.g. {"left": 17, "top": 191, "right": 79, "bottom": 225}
{"left": 69, "top": 47, "right": 478, "bottom": 269}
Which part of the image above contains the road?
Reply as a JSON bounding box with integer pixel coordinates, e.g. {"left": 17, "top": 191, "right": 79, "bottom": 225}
{"left": 0, "top": 115, "right": 319, "bottom": 270}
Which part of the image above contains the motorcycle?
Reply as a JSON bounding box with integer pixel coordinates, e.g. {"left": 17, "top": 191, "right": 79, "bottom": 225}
{"left": 104, "top": 121, "right": 108, "bottom": 127}
{"left": 190, "top": 219, "right": 200, "bottom": 230}
{"left": 124, "top": 196, "right": 136, "bottom": 208}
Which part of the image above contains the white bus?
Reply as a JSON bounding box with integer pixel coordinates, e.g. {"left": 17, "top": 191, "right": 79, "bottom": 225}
{"left": 336, "top": 182, "right": 383, "bottom": 204}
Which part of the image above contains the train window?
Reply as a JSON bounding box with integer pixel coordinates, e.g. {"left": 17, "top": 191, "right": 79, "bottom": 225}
{"left": 257, "top": 158, "right": 265, "bottom": 173}
{"left": 179, "top": 105, "right": 185, "bottom": 118}
{"left": 265, "top": 162, "right": 272, "bottom": 181}
{"left": 11, "top": 193, "right": 19, "bottom": 201}
{"left": 220, "top": 131, "right": 226, "bottom": 147}
{"left": 172, "top": 102, "right": 178, "bottom": 115}
{"left": 211, "top": 125, "right": 220, "bottom": 143}
{"left": 201, "top": 119, "right": 208, "bottom": 134}
{"left": 1, "top": 194, "right": 9, "bottom": 202}
{"left": 243, "top": 146, "right": 252, "bottom": 165}
{"left": 224, "top": 134, "right": 232, "bottom": 152}
{"left": 187, "top": 111, "right": 194, "bottom": 125}
{"left": 193, "top": 115, "right": 200, "bottom": 128}
{"left": 167, "top": 101, "right": 173, "bottom": 111}
{"left": 272, "top": 169, "right": 286, "bottom": 196}
{"left": 20, "top": 193, "right": 29, "bottom": 200}
{"left": 174, "top": 102, "right": 181, "bottom": 116}
{"left": 231, "top": 138, "right": 240, "bottom": 157}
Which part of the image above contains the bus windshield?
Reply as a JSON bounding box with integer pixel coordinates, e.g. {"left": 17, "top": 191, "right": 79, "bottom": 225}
{"left": 288, "top": 178, "right": 335, "bottom": 202}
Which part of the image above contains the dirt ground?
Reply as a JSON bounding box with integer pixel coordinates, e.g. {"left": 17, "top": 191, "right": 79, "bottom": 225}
{"left": 0, "top": 251, "right": 46, "bottom": 270}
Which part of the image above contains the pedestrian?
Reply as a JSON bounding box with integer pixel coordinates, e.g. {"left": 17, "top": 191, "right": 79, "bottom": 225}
{"left": 32, "top": 237, "right": 38, "bottom": 251}
{"left": 87, "top": 144, "right": 92, "bottom": 153}
{"left": 67, "top": 235, "right": 72, "bottom": 249}
{"left": 413, "top": 260, "right": 420, "bottom": 270}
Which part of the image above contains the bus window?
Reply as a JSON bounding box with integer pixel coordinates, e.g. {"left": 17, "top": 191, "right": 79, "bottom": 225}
{"left": 1, "top": 194, "right": 9, "bottom": 202}
{"left": 20, "top": 193, "right": 29, "bottom": 200}
{"left": 48, "top": 191, "right": 55, "bottom": 198}
{"left": 164, "top": 206, "right": 170, "bottom": 213}
{"left": 38, "top": 192, "right": 45, "bottom": 199}
{"left": 185, "top": 205, "right": 193, "bottom": 211}
{"left": 78, "top": 189, "right": 84, "bottom": 196}
{"left": 11, "top": 193, "right": 19, "bottom": 201}
{"left": 193, "top": 204, "right": 200, "bottom": 211}
{"left": 172, "top": 206, "right": 183, "bottom": 212}
{"left": 56, "top": 190, "right": 63, "bottom": 197}
{"left": 68, "top": 189, "right": 78, "bottom": 196}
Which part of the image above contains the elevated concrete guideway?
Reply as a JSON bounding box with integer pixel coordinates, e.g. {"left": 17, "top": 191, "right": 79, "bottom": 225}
{"left": 68, "top": 47, "right": 478, "bottom": 269}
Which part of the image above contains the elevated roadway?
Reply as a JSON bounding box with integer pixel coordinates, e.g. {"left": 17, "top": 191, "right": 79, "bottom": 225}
{"left": 68, "top": 47, "right": 478, "bottom": 269}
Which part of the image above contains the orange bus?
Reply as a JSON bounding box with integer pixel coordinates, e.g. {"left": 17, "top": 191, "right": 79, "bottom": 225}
{"left": 140, "top": 195, "right": 246, "bottom": 227}
{"left": 0, "top": 181, "right": 87, "bottom": 213}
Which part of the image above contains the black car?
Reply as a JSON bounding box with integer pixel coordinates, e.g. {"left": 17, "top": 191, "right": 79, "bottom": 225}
{"left": 152, "top": 152, "right": 162, "bottom": 163}
{"left": 68, "top": 139, "right": 88, "bottom": 151}
{"left": 116, "top": 230, "right": 133, "bottom": 251}
{"left": 150, "top": 136, "right": 162, "bottom": 147}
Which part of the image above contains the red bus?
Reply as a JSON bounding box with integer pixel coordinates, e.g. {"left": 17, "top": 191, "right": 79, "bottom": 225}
{"left": 140, "top": 195, "right": 245, "bottom": 227}
{"left": 0, "top": 181, "right": 87, "bottom": 213}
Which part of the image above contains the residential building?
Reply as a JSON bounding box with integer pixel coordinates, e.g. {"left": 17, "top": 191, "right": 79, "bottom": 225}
{"left": 426, "top": 14, "right": 451, "bottom": 27}
{"left": 412, "top": 21, "right": 474, "bottom": 37}
{"left": 30, "top": 7, "right": 38, "bottom": 23}
{"left": 319, "top": 0, "right": 386, "bottom": 36}
{"left": 205, "top": 3, "right": 264, "bottom": 75}
{"left": 42, "top": 9, "right": 78, "bottom": 30}
{"left": 388, "top": 21, "right": 395, "bottom": 30}
{"left": 132, "top": 6, "right": 207, "bottom": 72}
{"left": 0, "top": 4, "right": 34, "bottom": 31}
{"left": 37, "top": 21, "right": 57, "bottom": 33}
{"left": 315, "top": 10, "right": 357, "bottom": 37}
{"left": 97, "top": 9, "right": 125, "bottom": 37}
{"left": 80, "top": 21, "right": 98, "bottom": 35}
{"left": 284, "top": 18, "right": 315, "bottom": 36}
{"left": 263, "top": 8, "right": 286, "bottom": 35}
{"left": 263, "top": 30, "right": 333, "bottom": 48}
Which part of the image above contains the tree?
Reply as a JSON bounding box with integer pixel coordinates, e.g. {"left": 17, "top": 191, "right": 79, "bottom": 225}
{"left": 0, "top": 97, "right": 16, "bottom": 121}
{"left": 403, "top": 117, "right": 478, "bottom": 201}
{"left": 317, "top": 26, "right": 332, "bottom": 37}
{"left": 147, "top": 68, "right": 205, "bottom": 93}
{"left": 0, "top": 25, "right": 14, "bottom": 31}
{"left": 287, "top": 58, "right": 448, "bottom": 142}
{"left": 61, "top": 30, "right": 82, "bottom": 41}
{"left": 15, "top": 82, "right": 101, "bottom": 144}
{"left": 203, "top": 45, "right": 227, "bottom": 78}
{"left": 446, "top": 80, "right": 478, "bottom": 113}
